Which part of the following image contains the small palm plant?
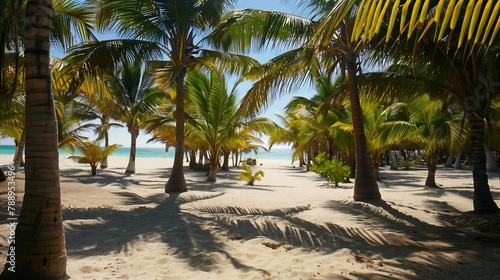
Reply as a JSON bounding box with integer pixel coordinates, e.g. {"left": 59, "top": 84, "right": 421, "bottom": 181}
{"left": 68, "top": 140, "right": 122, "bottom": 175}
{"left": 239, "top": 162, "right": 264, "bottom": 186}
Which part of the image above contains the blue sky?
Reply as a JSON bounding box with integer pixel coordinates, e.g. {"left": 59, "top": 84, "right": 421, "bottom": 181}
{"left": 2, "top": 1, "right": 315, "bottom": 148}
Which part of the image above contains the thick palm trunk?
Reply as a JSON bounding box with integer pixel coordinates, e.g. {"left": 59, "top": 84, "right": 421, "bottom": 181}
{"left": 470, "top": 116, "right": 498, "bottom": 213}
{"left": 165, "top": 69, "right": 187, "bottom": 192}
{"left": 14, "top": 129, "right": 25, "bottom": 172}
{"left": 0, "top": 1, "right": 67, "bottom": 278}
{"left": 125, "top": 128, "right": 138, "bottom": 173}
{"left": 425, "top": 155, "right": 438, "bottom": 188}
{"left": 346, "top": 54, "right": 381, "bottom": 201}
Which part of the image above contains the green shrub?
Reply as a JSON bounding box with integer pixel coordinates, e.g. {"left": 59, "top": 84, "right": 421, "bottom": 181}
{"left": 311, "top": 153, "right": 350, "bottom": 187}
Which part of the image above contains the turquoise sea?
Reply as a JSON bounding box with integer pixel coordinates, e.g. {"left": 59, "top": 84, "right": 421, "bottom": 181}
{"left": 0, "top": 145, "right": 295, "bottom": 161}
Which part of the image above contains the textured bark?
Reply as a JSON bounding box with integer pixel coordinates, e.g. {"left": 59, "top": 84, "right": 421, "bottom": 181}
{"left": 165, "top": 69, "right": 187, "bottom": 192}
{"left": 0, "top": 1, "right": 67, "bottom": 278}
{"left": 470, "top": 116, "right": 498, "bottom": 213}
{"left": 346, "top": 54, "right": 381, "bottom": 201}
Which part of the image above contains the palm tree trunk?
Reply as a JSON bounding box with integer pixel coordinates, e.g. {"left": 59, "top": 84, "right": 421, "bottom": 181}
{"left": 165, "top": 69, "right": 187, "bottom": 192}
{"left": 207, "top": 160, "right": 218, "bottom": 182}
{"left": 444, "top": 154, "right": 454, "bottom": 167}
{"left": 100, "top": 129, "right": 109, "bottom": 169}
{"left": 125, "top": 128, "right": 138, "bottom": 173}
{"left": 425, "top": 155, "right": 438, "bottom": 188}
{"left": 188, "top": 150, "right": 197, "bottom": 170}
{"left": 91, "top": 164, "right": 98, "bottom": 176}
{"left": 0, "top": 1, "right": 67, "bottom": 278}
{"left": 470, "top": 116, "right": 498, "bottom": 213}
{"left": 221, "top": 150, "right": 230, "bottom": 171}
{"left": 346, "top": 54, "right": 381, "bottom": 201}
{"left": 484, "top": 143, "right": 498, "bottom": 172}
{"left": 454, "top": 152, "right": 462, "bottom": 169}
{"left": 389, "top": 150, "right": 398, "bottom": 170}
{"left": 14, "top": 128, "right": 25, "bottom": 172}
{"left": 372, "top": 154, "right": 380, "bottom": 181}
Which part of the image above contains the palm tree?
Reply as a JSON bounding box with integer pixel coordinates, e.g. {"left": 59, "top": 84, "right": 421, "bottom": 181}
{"left": 103, "top": 58, "right": 164, "bottom": 174}
{"left": 184, "top": 69, "right": 276, "bottom": 181}
{"left": 0, "top": 0, "right": 67, "bottom": 278}
{"left": 381, "top": 95, "right": 468, "bottom": 187}
{"left": 62, "top": 0, "right": 257, "bottom": 192}
{"left": 68, "top": 140, "right": 121, "bottom": 175}
{"left": 353, "top": 0, "right": 500, "bottom": 213}
{"left": 0, "top": 0, "right": 96, "bottom": 278}
{"left": 211, "top": 0, "right": 381, "bottom": 200}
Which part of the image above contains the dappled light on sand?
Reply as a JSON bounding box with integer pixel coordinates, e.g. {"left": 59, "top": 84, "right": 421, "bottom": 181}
{"left": 2, "top": 156, "right": 498, "bottom": 279}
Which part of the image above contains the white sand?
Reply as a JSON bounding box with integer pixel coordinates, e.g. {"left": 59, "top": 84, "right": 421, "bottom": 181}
{"left": 1, "top": 154, "right": 500, "bottom": 279}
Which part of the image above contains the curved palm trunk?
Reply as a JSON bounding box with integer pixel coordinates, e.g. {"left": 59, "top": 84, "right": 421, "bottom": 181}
{"left": 346, "top": 54, "right": 381, "bottom": 201}
{"left": 0, "top": 1, "right": 67, "bottom": 278}
{"left": 14, "top": 129, "right": 26, "bottom": 172}
{"left": 125, "top": 128, "right": 138, "bottom": 173}
{"left": 165, "top": 70, "right": 187, "bottom": 192}
{"left": 470, "top": 116, "right": 498, "bottom": 213}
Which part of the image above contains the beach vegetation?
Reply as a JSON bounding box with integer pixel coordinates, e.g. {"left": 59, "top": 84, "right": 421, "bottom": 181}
{"left": 311, "top": 152, "right": 350, "bottom": 188}
{"left": 211, "top": 0, "right": 382, "bottom": 201}
{"left": 183, "top": 69, "right": 276, "bottom": 181}
{"left": 61, "top": 0, "right": 258, "bottom": 193}
{"left": 239, "top": 162, "right": 264, "bottom": 186}
{"left": 357, "top": 1, "right": 499, "bottom": 212}
{"left": 101, "top": 58, "right": 164, "bottom": 174}
{"left": 68, "top": 140, "right": 122, "bottom": 175}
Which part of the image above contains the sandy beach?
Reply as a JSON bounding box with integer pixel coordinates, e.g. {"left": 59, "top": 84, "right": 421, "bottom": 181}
{"left": 1, "top": 154, "right": 500, "bottom": 279}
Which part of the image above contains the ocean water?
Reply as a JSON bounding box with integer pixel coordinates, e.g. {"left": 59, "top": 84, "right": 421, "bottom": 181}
{"left": 0, "top": 145, "right": 295, "bottom": 161}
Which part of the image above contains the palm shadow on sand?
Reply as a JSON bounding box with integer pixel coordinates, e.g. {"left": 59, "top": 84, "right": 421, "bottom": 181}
{"left": 61, "top": 177, "right": 500, "bottom": 279}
